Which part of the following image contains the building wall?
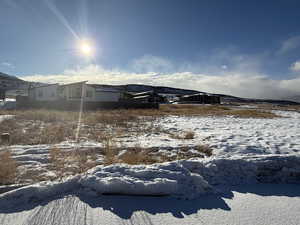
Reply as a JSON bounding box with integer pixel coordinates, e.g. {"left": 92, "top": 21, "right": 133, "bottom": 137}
{"left": 93, "top": 90, "right": 121, "bottom": 102}
{"left": 29, "top": 83, "right": 122, "bottom": 102}
{"left": 84, "top": 84, "right": 121, "bottom": 102}
{"left": 29, "top": 85, "right": 58, "bottom": 101}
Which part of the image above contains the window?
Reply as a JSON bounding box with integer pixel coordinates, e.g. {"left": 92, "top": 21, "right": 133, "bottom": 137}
{"left": 38, "top": 90, "right": 43, "bottom": 97}
{"left": 75, "top": 88, "right": 81, "bottom": 98}
{"left": 86, "top": 90, "right": 93, "bottom": 98}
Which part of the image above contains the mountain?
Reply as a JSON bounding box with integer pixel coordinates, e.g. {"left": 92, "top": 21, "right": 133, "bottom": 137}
{"left": 282, "top": 95, "right": 300, "bottom": 103}
{"left": 220, "top": 94, "right": 300, "bottom": 105}
{"left": 122, "top": 84, "right": 203, "bottom": 95}
{"left": 0, "top": 72, "right": 28, "bottom": 91}
{"left": 0, "top": 72, "right": 23, "bottom": 81}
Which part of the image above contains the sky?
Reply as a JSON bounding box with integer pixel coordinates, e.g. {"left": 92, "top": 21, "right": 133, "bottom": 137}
{"left": 1, "top": 0, "right": 300, "bottom": 99}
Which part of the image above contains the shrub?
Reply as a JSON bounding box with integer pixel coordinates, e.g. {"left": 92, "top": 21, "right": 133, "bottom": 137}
{"left": 195, "top": 145, "right": 213, "bottom": 157}
{"left": 0, "top": 150, "right": 18, "bottom": 185}
{"left": 183, "top": 131, "right": 195, "bottom": 139}
{"left": 38, "top": 124, "right": 74, "bottom": 144}
{"left": 119, "top": 146, "right": 159, "bottom": 165}
{"left": 169, "top": 131, "right": 195, "bottom": 140}
{"left": 72, "top": 150, "right": 97, "bottom": 174}
{"left": 102, "top": 136, "right": 119, "bottom": 165}
{"left": 49, "top": 147, "right": 67, "bottom": 180}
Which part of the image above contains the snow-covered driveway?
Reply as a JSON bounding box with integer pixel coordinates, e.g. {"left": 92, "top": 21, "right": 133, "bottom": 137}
{"left": 0, "top": 184, "right": 299, "bottom": 225}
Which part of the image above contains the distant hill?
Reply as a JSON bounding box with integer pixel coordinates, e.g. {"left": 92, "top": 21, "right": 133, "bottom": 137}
{"left": 121, "top": 84, "right": 203, "bottom": 95}
{"left": 0, "top": 72, "right": 27, "bottom": 91}
{"left": 0, "top": 72, "right": 43, "bottom": 97}
{"left": 0, "top": 72, "right": 23, "bottom": 82}
{"left": 219, "top": 94, "right": 300, "bottom": 105}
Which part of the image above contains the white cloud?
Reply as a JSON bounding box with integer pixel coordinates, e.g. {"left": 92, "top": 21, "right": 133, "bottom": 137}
{"left": 22, "top": 63, "right": 300, "bottom": 101}
{"left": 1, "top": 62, "right": 14, "bottom": 68}
{"left": 130, "top": 55, "right": 174, "bottom": 73}
{"left": 277, "top": 35, "right": 300, "bottom": 55}
{"left": 290, "top": 60, "right": 300, "bottom": 72}
{"left": 221, "top": 65, "right": 228, "bottom": 70}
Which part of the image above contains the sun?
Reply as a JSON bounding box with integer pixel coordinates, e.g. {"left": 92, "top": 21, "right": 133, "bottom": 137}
{"left": 78, "top": 39, "right": 94, "bottom": 57}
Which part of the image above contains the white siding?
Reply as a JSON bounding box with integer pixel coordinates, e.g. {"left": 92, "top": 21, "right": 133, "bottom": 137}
{"left": 30, "top": 85, "right": 58, "bottom": 101}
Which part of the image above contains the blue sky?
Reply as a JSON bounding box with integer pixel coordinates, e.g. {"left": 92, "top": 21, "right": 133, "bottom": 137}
{"left": 1, "top": 0, "right": 300, "bottom": 99}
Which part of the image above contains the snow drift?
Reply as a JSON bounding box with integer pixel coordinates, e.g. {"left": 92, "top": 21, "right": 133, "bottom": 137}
{"left": 0, "top": 154, "right": 299, "bottom": 206}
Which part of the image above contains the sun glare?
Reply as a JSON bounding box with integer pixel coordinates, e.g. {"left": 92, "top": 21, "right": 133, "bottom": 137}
{"left": 78, "top": 39, "right": 94, "bottom": 57}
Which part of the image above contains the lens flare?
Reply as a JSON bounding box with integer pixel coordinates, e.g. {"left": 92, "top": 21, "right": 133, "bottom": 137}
{"left": 78, "top": 39, "right": 94, "bottom": 57}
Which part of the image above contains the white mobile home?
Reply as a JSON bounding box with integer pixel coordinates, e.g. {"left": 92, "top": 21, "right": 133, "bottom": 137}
{"left": 58, "top": 81, "right": 123, "bottom": 102}
{"left": 27, "top": 81, "right": 123, "bottom": 103}
{"left": 28, "top": 84, "right": 59, "bottom": 101}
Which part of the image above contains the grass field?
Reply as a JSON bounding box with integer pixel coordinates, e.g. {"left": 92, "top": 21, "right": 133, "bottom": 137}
{"left": 0, "top": 104, "right": 280, "bottom": 184}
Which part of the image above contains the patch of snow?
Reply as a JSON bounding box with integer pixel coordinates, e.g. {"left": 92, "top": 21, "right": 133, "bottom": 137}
{"left": 0, "top": 101, "right": 16, "bottom": 109}
{"left": 236, "top": 104, "right": 258, "bottom": 109}
{"left": 120, "top": 111, "right": 300, "bottom": 156}
{"left": 0, "top": 115, "right": 14, "bottom": 123}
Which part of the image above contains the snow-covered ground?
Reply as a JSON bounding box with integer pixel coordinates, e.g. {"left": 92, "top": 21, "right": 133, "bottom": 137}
{"left": 1, "top": 109, "right": 299, "bottom": 183}
{"left": 0, "top": 107, "right": 300, "bottom": 224}
{"left": 1, "top": 154, "right": 299, "bottom": 203}
{"left": 0, "top": 115, "right": 14, "bottom": 123}
{"left": 0, "top": 99, "right": 16, "bottom": 110}
{"left": 121, "top": 110, "right": 300, "bottom": 156}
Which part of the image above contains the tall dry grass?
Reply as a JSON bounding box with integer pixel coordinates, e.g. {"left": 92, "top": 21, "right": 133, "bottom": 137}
{"left": 49, "top": 147, "right": 99, "bottom": 179}
{"left": 0, "top": 119, "right": 75, "bottom": 145}
{"left": 0, "top": 150, "right": 18, "bottom": 185}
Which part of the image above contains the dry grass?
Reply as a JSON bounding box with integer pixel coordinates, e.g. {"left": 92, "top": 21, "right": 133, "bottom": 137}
{"left": 0, "top": 104, "right": 276, "bottom": 183}
{"left": 1, "top": 105, "right": 277, "bottom": 146}
{"left": 227, "top": 109, "right": 278, "bottom": 118}
{"left": 195, "top": 145, "right": 213, "bottom": 156}
{"left": 72, "top": 150, "right": 98, "bottom": 174}
{"left": 49, "top": 148, "right": 67, "bottom": 180}
{"left": 0, "top": 150, "right": 18, "bottom": 185}
{"left": 254, "top": 103, "right": 300, "bottom": 112}
{"left": 20, "top": 169, "right": 50, "bottom": 183}
{"left": 161, "top": 104, "right": 278, "bottom": 118}
{"left": 169, "top": 131, "right": 195, "bottom": 140}
{"left": 183, "top": 131, "right": 195, "bottom": 139}
{"left": 119, "top": 146, "right": 159, "bottom": 165}
{"left": 13, "top": 109, "right": 77, "bottom": 123}
{"left": 0, "top": 119, "right": 75, "bottom": 145}
{"left": 84, "top": 110, "right": 139, "bottom": 128}
{"left": 110, "top": 104, "right": 278, "bottom": 118}
{"left": 49, "top": 147, "right": 98, "bottom": 179}
{"left": 38, "top": 124, "right": 75, "bottom": 144}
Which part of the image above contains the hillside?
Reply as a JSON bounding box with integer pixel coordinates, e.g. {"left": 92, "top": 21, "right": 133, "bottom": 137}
{"left": 0, "top": 72, "right": 27, "bottom": 91}
{"left": 0, "top": 72, "right": 21, "bottom": 81}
